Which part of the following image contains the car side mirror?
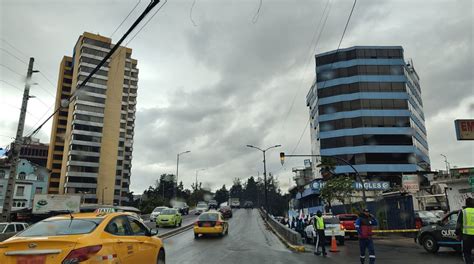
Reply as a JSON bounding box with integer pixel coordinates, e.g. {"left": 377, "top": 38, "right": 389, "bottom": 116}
{"left": 149, "top": 229, "right": 158, "bottom": 236}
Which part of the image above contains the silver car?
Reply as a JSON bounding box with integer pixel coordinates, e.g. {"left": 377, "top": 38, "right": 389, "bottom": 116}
{"left": 150, "top": 206, "right": 169, "bottom": 222}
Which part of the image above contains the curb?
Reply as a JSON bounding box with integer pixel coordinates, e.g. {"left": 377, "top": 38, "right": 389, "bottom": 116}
{"left": 259, "top": 210, "right": 305, "bottom": 253}
{"left": 158, "top": 223, "right": 194, "bottom": 239}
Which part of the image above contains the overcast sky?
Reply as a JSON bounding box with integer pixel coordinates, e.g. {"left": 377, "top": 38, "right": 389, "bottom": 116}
{"left": 0, "top": 0, "right": 473, "bottom": 194}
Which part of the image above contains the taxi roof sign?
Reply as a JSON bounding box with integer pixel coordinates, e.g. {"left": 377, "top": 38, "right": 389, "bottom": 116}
{"left": 95, "top": 207, "right": 116, "bottom": 214}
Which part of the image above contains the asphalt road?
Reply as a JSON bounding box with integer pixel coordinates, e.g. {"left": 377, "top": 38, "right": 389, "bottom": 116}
{"left": 162, "top": 209, "right": 466, "bottom": 264}
{"left": 144, "top": 210, "right": 198, "bottom": 235}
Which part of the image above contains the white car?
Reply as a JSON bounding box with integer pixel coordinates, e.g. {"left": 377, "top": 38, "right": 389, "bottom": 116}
{"left": 303, "top": 216, "right": 345, "bottom": 245}
{"left": 0, "top": 222, "right": 29, "bottom": 242}
{"left": 195, "top": 203, "right": 208, "bottom": 215}
{"left": 150, "top": 206, "right": 169, "bottom": 222}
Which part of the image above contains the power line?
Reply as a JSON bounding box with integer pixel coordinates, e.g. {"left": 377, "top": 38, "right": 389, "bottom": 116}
{"left": 252, "top": 0, "right": 263, "bottom": 24}
{"left": 111, "top": 0, "right": 142, "bottom": 38}
{"left": 288, "top": 0, "right": 358, "bottom": 155}
{"left": 0, "top": 47, "right": 28, "bottom": 65}
{"left": 190, "top": 0, "right": 198, "bottom": 27}
{"left": 337, "top": 0, "right": 357, "bottom": 50}
{"left": 0, "top": 79, "right": 23, "bottom": 92}
{"left": 126, "top": 0, "right": 168, "bottom": 46}
{"left": 0, "top": 39, "right": 29, "bottom": 59}
{"left": 0, "top": 64, "right": 25, "bottom": 77}
{"left": 290, "top": 119, "right": 310, "bottom": 155}
{"left": 28, "top": 0, "right": 163, "bottom": 138}
{"left": 280, "top": 0, "right": 332, "bottom": 132}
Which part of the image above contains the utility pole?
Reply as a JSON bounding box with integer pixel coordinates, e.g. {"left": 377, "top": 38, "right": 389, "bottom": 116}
{"left": 1, "top": 58, "right": 37, "bottom": 222}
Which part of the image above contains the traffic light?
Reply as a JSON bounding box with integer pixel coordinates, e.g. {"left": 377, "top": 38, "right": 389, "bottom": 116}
{"left": 280, "top": 152, "right": 285, "bottom": 165}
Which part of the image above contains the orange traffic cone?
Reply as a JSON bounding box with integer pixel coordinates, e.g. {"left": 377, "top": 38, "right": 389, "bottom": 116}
{"left": 329, "top": 235, "right": 340, "bottom": 252}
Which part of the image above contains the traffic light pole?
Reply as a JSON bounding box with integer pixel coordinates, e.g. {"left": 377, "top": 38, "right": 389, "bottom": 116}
{"left": 1, "top": 58, "right": 36, "bottom": 222}
{"left": 280, "top": 153, "right": 367, "bottom": 204}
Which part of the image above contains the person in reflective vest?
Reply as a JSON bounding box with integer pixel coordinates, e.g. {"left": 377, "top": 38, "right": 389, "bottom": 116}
{"left": 313, "top": 210, "right": 327, "bottom": 256}
{"left": 456, "top": 197, "right": 474, "bottom": 264}
{"left": 355, "top": 208, "right": 378, "bottom": 264}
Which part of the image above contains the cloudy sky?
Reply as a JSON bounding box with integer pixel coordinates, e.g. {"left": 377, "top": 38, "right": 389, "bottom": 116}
{"left": 0, "top": 0, "right": 472, "bottom": 194}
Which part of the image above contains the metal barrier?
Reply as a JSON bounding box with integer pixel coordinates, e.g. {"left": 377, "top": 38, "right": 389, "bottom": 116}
{"left": 260, "top": 209, "right": 303, "bottom": 247}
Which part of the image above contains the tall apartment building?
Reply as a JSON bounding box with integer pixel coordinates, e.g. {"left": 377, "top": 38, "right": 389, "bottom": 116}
{"left": 47, "top": 32, "right": 138, "bottom": 205}
{"left": 306, "top": 46, "right": 430, "bottom": 184}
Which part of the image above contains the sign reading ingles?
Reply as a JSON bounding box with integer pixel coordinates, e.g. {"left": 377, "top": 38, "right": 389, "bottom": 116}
{"left": 455, "top": 119, "right": 474, "bottom": 140}
{"left": 310, "top": 180, "right": 390, "bottom": 191}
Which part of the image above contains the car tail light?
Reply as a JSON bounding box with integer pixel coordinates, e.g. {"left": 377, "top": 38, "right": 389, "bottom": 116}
{"left": 62, "top": 245, "right": 102, "bottom": 264}
{"left": 415, "top": 218, "right": 422, "bottom": 229}
{"left": 340, "top": 224, "right": 345, "bottom": 230}
{"left": 194, "top": 221, "right": 199, "bottom": 227}
{"left": 215, "top": 221, "right": 222, "bottom": 226}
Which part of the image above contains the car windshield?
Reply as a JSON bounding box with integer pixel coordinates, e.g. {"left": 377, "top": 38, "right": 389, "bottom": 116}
{"left": 161, "top": 209, "right": 177, "bottom": 215}
{"left": 323, "top": 217, "right": 340, "bottom": 224}
{"left": 418, "top": 211, "right": 438, "bottom": 218}
{"left": 19, "top": 218, "right": 103, "bottom": 237}
{"left": 197, "top": 204, "right": 207, "bottom": 208}
{"left": 199, "top": 214, "right": 219, "bottom": 221}
{"left": 153, "top": 207, "right": 165, "bottom": 213}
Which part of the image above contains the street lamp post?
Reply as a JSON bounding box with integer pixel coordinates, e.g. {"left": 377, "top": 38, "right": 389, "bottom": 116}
{"left": 175, "top": 150, "right": 191, "bottom": 198}
{"left": 246, "top": 144, "right": 281, "bottom": 219}
{"left": 440, "top": 154, "right": 451, "bottom": 180}
{"left": 195, "top": 168, "right": 206, "bottom": 189}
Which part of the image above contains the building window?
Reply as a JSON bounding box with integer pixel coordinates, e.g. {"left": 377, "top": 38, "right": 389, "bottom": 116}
{"left": 0, "top": 185, "right": 3, "bottom": 194}
{"left": 35, "top": 187, "right": 43, "bottom": 194}
{"left": 18, "top": 172, "right": 26, "bottom": 180}
{"left": 0, "top": 170, "right": 5, "bottom": 179}
{"left": 16, "top": 186, "right": 25, "bottom": 196}
{"left": 37, "top": 174, "right": 44, "bottom": 181}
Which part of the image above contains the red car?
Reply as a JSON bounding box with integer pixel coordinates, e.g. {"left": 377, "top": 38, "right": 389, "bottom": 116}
{"left": 219, "top": 206, "right": 233, "bottom": 218}
{"left": 337, "top": 213, "right": 358, "bottom": 239}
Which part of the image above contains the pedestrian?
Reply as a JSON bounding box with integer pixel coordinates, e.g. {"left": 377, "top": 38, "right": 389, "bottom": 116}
{"left": 313, "top": 210, "right": 327, "bottom": 256}
{"left": 355, "top": 208, "right": 378, "bottom": 264}
{"left": 456, "top": 197, "right": 474, "bottom": 264}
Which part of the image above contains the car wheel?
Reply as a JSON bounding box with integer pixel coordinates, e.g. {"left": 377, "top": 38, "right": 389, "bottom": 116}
{"left": 194, "top": 233, "right": 199, "bottom": 239}
{"left": 157, "top": 249, "right": 165, "bottom": 264}
{"left": 422, "top": 235, "right": 439, "bottom": 253}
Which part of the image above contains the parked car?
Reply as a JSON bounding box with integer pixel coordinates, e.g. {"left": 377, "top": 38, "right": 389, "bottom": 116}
{"left": 195, "top": 202, "right": 208, "bottom": 215}
{"left": 173, "top": 201, "right": 189, "bottom": 215}
{"left": 208, "top": 200, "right": 219, "bottom": 210}
{"left": 415, "top": 210, "right": 460, "bottom": 253}
{"left": 243, "top": 201, "right": 254, "bottom": 209}
{"left": 150, "top": 206, "right": 169, "bottom": 222}
{"left": 415, "top": 210, "right": 441, "bottom": 229}
{"left": 431, "top": 210, "right": 446, "bottom": 219}
{"left": 219, "top": 206, "right": 233, "bottom": 218}
{"left": 0, "top": 222, "right": 29, "bottom": 242}
{"left": 337, "top": 213, "right": 358, "bottom": 239}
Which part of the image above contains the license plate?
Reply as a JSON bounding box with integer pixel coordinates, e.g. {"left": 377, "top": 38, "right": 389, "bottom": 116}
{"left": 16, "top": 255, "right": 46, "bottom": 264}
{"left": 203, "top": 223, "right": 211, "bottom": 227}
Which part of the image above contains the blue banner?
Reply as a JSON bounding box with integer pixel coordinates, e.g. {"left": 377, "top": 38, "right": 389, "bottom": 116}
{"left": 310, "top": 180, "right": 390, "bottom": 191}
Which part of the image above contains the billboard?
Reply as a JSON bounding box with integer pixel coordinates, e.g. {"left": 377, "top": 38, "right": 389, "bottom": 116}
{"left": 310, "top": 180, "right": 390, "bottom": 191}
{"left": 402, "top": 174, "right": 419, "bottom": 192}
{"left": 32, "top": 194, "right": 81, "bottom": 214}
{"left": 455, "top": 119, "right": 474, "bottom": 140}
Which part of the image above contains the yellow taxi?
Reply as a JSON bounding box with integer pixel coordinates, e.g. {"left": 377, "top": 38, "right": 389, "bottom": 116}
{"left": 193, "top": 211, "right": 228, "bottom": 239}
{"left": 0, "top": 212, "right": 165, "bottom": 264}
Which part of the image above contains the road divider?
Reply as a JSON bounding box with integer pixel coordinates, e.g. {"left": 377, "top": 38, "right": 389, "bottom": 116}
{"left": 158, "top": 222, "right": 195, "bottom": 239}
{"left": 259, "top": 209, "right": 305, "bottom": 252}
{"left": 344, "top": 229, "right": 419, "bottom": 233}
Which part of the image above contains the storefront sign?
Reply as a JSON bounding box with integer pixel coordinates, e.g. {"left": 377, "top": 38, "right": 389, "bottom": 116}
{"left": 402, "top": 174, "right": 419, "bottom": 192}
{"left": 455, "top": 119, "right": 474, "bottom": 140}
{"left": 310, "top": 180, "right": 390, "bottom": 191}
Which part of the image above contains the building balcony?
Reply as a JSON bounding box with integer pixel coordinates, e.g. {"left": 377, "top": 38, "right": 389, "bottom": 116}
{"left": 69, "top": 150, "right": 100, "bottom": 157}
{"left": 75, "top": 99, "right": 106, "bottom": 109}
{"left": 72, "top": 119, "right": 104, "bottom": 128}
{"left": 66, "top": 171, "right": 98, "bottom": 178}
{"left": 64, "top": 182, "right": 97, "bottom": 189}
{"left": 70, "top": 139, "right": 101, "bottom": 147}
{"left": 67, "top": 160, "right": 100, "bottom": 167}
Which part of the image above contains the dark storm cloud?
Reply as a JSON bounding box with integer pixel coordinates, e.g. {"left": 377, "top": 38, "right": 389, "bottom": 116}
{"left": 1, "top": 0, "right": 472, "bottom": 193}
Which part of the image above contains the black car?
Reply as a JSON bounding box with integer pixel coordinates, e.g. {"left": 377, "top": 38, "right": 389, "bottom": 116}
{"left": 208, "top": 200, "right": 218, "bottom": 210}
{"left": 243, "top": 201, "right": 253, "bottom": 209}
{"left": 415, "top": 210, "right": 461, "bottom": 253}
{"left": 173, "top": 202, "right": 189, "bottom": 215}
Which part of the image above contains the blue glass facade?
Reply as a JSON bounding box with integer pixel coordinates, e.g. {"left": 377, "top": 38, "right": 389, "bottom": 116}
{"left": 306, "top": 46, "right": 430, "bottom": 181}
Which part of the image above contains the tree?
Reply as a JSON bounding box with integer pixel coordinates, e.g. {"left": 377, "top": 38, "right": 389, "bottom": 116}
{"left": 317, "top": 157, "right": 337, "bottom": 180}
{"left": 243, "top": 176, "right": 258, "bottom": 203}
{"left": 229, "top": 178, "right": 243, "bottom": 200}
{"left": 214, "top": 185, "right": 229, "bottom": 205}
{"left": 320, "top": 175, "right": 354, "bottom": 213}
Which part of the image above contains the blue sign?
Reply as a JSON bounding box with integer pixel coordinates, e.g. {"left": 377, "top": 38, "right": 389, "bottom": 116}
{"left": 310, "top": 180, "right": 390, "bottom": 191}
